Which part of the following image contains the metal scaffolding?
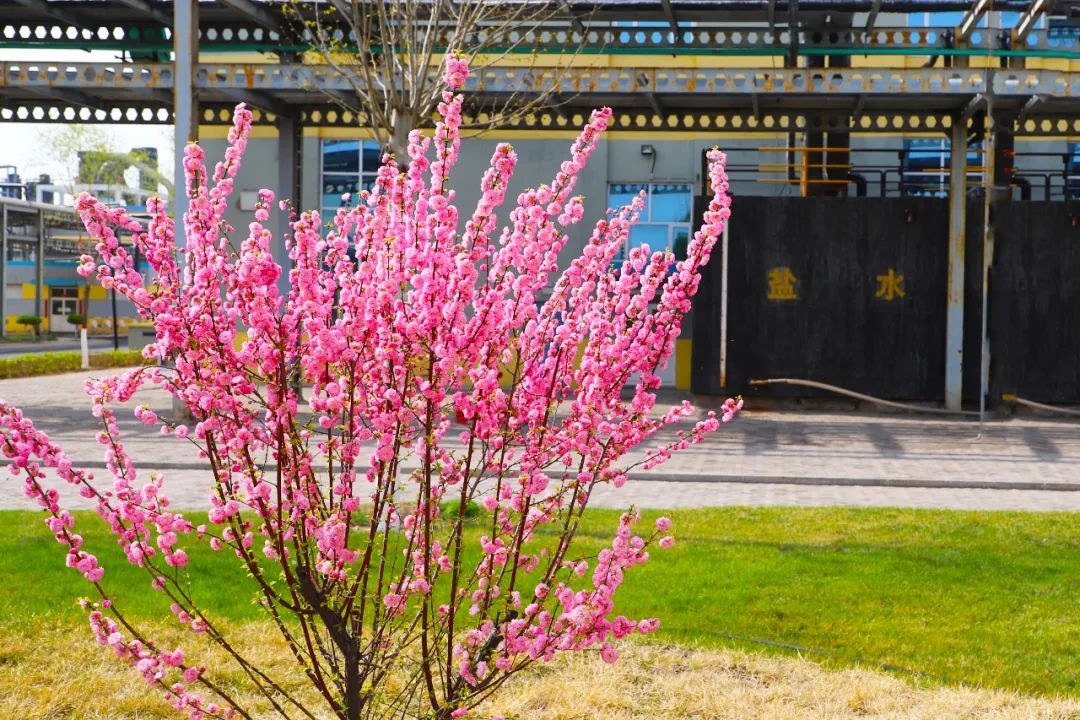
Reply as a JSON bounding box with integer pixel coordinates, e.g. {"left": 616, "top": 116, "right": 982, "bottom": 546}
{"left": 0, "top": 0, "right": 1078, "bottom": 132}
{"left": 1, "top": 0, "right": 1079, "bottom": 407}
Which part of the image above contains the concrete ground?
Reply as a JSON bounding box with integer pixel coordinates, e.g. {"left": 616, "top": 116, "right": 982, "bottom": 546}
{"left": 1, "top": 369, "right": 1079, "bottom": 512}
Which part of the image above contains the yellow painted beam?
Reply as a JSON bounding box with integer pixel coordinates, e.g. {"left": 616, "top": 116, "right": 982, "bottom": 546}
{"left": 200, "top": 123, "right": 1080, "bottom": 143}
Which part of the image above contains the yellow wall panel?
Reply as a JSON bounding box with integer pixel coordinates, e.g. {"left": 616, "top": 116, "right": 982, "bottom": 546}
{"left": 675, "top": 339, "right": 693, "bottom": 390}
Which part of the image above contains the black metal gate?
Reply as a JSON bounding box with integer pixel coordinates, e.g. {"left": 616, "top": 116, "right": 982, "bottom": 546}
{"left": 692, "top": 195, "right": 951, "bottom": 400}
{"left": 692, "top": 193, "right": 1080, "bottom": 405}
{"left": 990, "top": 201, "right": 1080, "bottom": 403}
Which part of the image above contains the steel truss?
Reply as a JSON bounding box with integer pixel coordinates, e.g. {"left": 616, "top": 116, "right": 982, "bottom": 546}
{"left": 1, "top": 62, "right": 1077, "bottom": 134}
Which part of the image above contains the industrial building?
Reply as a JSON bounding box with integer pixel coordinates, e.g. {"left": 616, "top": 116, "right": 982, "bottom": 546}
{"left": 1, "top": 0, "right": 1079, "bottom": 408}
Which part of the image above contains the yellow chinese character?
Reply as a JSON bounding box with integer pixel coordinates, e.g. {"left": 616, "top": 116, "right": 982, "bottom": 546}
{"left": 875, "top": 268, "right": 906, "bottom": 301}
{"left": 767, "top": 267, "right": 798, "bottom": 300}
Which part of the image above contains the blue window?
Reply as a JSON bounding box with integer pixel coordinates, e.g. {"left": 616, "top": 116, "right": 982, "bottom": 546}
{"left": 608, "top": 182, "right": 693, "bottom": 264}
{"left": 908, "top": 10, "right": 1030, "bottom": 32}
{"left": 608, "top": 182, "right": 646, "bottom": 213}
{"left": 1067, "top": 144, "right": 1080, "bottom": 200}
{"left": 321, "top": 139, "right": 381, "bottom": 214}
{"left": 998, "top": 12, "right": 1022, "bottom": 29}
{"left": 901, "top": 139, "right": 982, "bottom": 197}
{"left": 912, "top": 11, "right": 967, "bottom": 28}
{"left": 1049, "top": 17, "right": 1080, "bottom": 37}
{"left": 651, "top": 183, "right": 692, "bottom": 222}
{"left": 321, "top": 176, "right": 377, "bottom": 212}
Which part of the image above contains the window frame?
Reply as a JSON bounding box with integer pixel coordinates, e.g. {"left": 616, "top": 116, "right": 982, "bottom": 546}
{"left": 319, "top": 139, "right": 382, "bottom": 216}
{"left": 607, "top": 181, "right": 694, "bottom": 264}
{"left": 1066, "top": 143, "right": 1080, "bottom": 200}
{"left": 900, "top": 138, "right": 983, "bottom": 197}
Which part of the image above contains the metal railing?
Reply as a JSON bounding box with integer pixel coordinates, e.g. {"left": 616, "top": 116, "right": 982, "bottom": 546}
{"left": 712, "top": 146, "right": 1080, "bottom": 201}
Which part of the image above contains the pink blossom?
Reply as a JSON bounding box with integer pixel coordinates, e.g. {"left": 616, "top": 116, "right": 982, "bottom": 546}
{"left": 637, "top": 618, "right": 661, "bottom": 635}
{"left": 444, "top": 55, "right": 469, "bottom": 89}
{"left": 1, "top": 72, "right": 738, "bottom": 719}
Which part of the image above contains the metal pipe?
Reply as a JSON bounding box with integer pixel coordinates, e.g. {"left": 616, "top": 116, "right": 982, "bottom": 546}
{"left": 848, "top": 172, "right": 868, "bottom": 197}
{"left": 1012, "top": 176, "right": 1031, "bottom": 201}
{"left": 750, "top": 378, "right": 979, "bottom": 416}
{"left": 1004, "top": 395, "right": 1080, "bottom": 418}
{"left": 1006, "top": 172, "right": 1051, "bottom": 200}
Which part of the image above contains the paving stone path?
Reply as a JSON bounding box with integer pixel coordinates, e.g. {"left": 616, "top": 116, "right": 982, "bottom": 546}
{"left": 2, "top": 370, "right": 1079, "bottom": 511}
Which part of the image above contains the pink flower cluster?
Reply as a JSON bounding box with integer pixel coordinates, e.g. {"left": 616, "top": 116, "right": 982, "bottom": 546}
{"left": 88, "top": 608, "right": 227, "bottom": 720}
{"left": 4, "top": 56, "right": 737, "bottom": 720}
{"left": 444, "top": 54, "right": 470, "bottom": 90}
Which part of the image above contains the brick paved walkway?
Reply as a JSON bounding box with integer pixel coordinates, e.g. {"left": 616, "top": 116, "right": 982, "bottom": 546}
{"left": 2, "top": 370, "right": 1079, "bottom": 511}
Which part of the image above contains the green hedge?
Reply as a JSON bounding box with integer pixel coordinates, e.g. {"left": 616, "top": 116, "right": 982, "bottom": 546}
{"left": 0, "top": 350, "right": 145, "bottom": 380}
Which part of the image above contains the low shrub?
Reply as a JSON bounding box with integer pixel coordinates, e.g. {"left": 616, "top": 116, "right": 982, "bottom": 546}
{"left": 88, "top": 350, "right": 144, "bottom": 369}
{"left": 440, "top": 499, "right": 484, "bottom": 521}
{"left": 15, "top": 315, "right": 41, "bottom": 336}
{"left": 0, "top": 350, "right": 144, "bottom": 380}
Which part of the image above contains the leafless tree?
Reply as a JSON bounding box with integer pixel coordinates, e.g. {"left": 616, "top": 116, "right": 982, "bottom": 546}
{"left": 287, "top": 0, "right": 593, "bottom": 158}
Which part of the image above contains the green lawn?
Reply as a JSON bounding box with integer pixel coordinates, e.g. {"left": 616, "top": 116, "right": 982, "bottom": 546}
{"left": 2, "top": 507, "right": 1077, "bottom": 696}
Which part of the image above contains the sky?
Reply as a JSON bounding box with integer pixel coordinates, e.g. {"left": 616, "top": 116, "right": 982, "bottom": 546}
{"left": 0, "top": 48, "right": 174, "bottom": 193}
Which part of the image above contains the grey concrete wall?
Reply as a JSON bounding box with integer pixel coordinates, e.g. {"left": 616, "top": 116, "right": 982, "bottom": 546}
{"left": 205, "top": 131, "right": 1077, "bottom": 262}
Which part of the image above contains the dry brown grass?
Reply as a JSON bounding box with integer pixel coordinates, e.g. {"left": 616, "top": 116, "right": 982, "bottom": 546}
{"left": 0, "top": 618, "right": 329, "bottom": 719}
{"left": 482, "top": 643, "right": 1080, "bottom": 720}
{"left": 2, "top": 620, "right": 1078, "bottom": 720}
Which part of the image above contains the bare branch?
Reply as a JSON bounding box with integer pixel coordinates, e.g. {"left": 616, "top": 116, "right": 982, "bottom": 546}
{"left": 286, "top": 0, "right": 598, "bottom": 155}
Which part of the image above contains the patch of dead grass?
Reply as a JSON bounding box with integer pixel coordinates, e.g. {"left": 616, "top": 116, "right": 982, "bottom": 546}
{"left": 481, "top": 643, "right": 1080, "bottom": 720}
{"left": 0, "top": 618, "right": 330, "bottom": 719}
{"left": 2, "top": 620, "right": 1078, "bottom": 719}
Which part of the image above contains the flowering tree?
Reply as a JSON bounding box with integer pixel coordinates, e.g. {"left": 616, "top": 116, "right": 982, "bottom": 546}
{"left": 3, "top": 58, "right": 736, "bottom": 720}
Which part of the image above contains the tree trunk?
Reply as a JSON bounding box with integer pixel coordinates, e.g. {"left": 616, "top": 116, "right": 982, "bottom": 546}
{"left": 388, "top": 108, "right": 415, "bottom": 166}
{"left": 344, "top": 649, "right": 361, "bottom": 720}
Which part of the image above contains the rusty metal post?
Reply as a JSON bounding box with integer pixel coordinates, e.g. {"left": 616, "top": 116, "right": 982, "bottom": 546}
{"left": 945, "top": 116, "right": 966, "bottom": 411}
{"left": 979, "top": 106, "right": 997, "bottom": 420}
